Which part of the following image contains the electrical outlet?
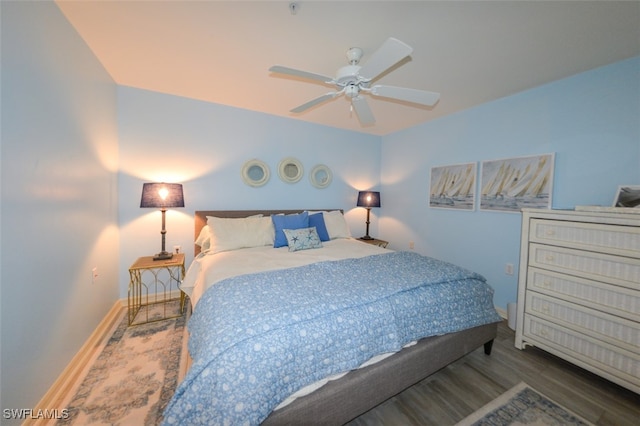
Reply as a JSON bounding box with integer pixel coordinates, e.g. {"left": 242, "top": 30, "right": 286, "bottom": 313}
{"left": 505, "top": 263, "right": 514, "bottom": 276}
{"left": 92, "top": 267, "right": 99, "bottom": 284}
{"left": 409, "top": 241, "right": 415, "bottom": 250}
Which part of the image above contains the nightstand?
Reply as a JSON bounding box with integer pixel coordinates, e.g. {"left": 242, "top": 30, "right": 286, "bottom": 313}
{"left": 358, "top": 238, "right": 389, "bottom": 248}
{"left": 128, "top": 253, "right": 186, "bottom": 326}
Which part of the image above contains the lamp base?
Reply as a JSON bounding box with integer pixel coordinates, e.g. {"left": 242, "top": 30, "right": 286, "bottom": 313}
{"left": 153, "top": 251, "right": 173, "bottom": 261}
{"left": 359, "top": 236, "right": 374, "bottom": 240}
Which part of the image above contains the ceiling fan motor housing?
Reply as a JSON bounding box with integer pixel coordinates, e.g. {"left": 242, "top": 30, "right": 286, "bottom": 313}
{"left": 335, "top": 65, "right": 365, "bottom": 87}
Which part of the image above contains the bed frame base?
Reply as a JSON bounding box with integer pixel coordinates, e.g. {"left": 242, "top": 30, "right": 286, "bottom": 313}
{"left": 263, "top": 322, "right": 498, "bottom": 425}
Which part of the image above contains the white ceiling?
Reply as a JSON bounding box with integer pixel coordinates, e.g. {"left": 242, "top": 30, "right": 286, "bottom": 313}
{"left": 55, "top": 1, "right": 640, "bottom": 136}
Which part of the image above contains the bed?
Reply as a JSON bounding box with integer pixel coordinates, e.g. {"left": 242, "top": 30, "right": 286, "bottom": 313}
{"left": 163, "top": 210, "right": 500, "bottom": 425}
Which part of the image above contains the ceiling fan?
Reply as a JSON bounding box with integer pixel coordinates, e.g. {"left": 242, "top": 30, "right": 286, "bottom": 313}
{"left": 269, "top": 37, "right": 440, "bottom": 126}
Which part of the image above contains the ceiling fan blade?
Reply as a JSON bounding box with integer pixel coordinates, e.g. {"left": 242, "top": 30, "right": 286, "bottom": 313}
{"left": 352, "top": 96, "right": 375, "bottom": 125}
{"left": 358, "top": 37, "right": 413, "bottom": 81}
{"left": 370, "top": 85, "right": 440, "bottom": 106}
{"left": 290, "top": 92, "right": 339, "bottom": 113}
{"left": 269, "top": 65, "right": 334, "bottom": 84}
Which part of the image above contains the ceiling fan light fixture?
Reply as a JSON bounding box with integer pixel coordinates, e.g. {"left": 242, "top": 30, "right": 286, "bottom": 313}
{"left": 345, "top": 84, "right": 359, "bottom": 98}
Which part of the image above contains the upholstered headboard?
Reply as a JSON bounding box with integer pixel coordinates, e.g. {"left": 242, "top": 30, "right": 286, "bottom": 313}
{"left": 194, "top": 210, "right": 343, "bottom": 256}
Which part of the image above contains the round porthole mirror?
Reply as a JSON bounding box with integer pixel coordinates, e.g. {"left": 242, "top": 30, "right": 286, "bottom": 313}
{"left": 309, "top": 164, "right": 332, "bottom": 189}
{"left": 241, "top": 159, "right": 270, "bottom": 187}
{"left": 278, "top": 157, "right": 303, "bottom": 184}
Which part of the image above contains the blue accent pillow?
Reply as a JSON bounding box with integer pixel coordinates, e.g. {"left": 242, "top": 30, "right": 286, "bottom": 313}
{"left": 308, "top": 212, "right": 330, "bottom": 241}
{"left": 283, "top": 227, "right": 323, "bottom": 252}
{"left": 271, "top": 212, "right": 309, "bottom": 248}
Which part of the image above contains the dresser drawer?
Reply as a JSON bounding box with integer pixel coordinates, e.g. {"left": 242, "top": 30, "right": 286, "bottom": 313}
{"left": 523, "top": 314, "right": 640, "bottom": 390}
{"left": 529, "top": 219, "right": 640, "bottom": 257}
{"left": 525, "top": 291, "right": 639, "bottom": 352}
{"left": 529, "top": 243, "right": 640, "bottom": 291}
{"left": 527, "top": 267, "right": 640, "bottom": 322}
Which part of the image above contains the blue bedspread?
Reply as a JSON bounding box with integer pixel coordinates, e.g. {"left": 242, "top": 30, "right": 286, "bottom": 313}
{"left": 163, "top": 251, "right": 500, "bottom": 425}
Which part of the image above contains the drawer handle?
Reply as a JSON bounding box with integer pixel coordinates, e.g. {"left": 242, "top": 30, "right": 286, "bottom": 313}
{"left": 545, "top": 229, "right": 556, "bottom": 236}
{"left": 541, "top": 304, "right": 550, "bottom": 314}
{"left": 540, "top": 328, "right": 548, "bottom": 337}
{"left": 542, "top": 279, "right": 552, "bottom": 288}
{"left": 545, "top": 254, "right": 555, "bottom": 262}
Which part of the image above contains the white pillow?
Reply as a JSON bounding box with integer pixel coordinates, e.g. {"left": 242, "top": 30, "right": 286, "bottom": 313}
{"left": 195, "top": 225, "right": 211, "bottom": 251}
{"left": 196, "top": 214, "right": 264, "bottom": 252}
{"left": 206, "top": 215, "right": 275, "bottom": 253}
{"left": 321, "top": 210, "right": 351, "bottom": 239}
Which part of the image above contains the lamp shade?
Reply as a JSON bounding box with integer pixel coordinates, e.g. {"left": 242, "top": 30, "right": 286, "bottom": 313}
{"left": 140, "top": 183, "right": 185, "bottom": 209}
{"left": 356, "top": 191, "right": 381, "bottom": 208}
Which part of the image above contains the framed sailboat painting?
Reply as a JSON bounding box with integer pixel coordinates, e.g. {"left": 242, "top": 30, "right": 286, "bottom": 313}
{"left": 429, "top": 162, "right": 477, "bottom": 210}
{"left": 480, "top": 153, "right": 555, "bottom": 212}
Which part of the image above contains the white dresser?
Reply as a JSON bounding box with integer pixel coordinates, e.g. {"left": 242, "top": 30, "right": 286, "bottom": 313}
{"left": 515, "top": 208, "right": 640, "bottom": 394}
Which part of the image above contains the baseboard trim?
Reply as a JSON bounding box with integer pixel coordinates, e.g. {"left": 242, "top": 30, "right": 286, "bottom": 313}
{"left": 24, "top": 301, "right": 124, "bottom": 426}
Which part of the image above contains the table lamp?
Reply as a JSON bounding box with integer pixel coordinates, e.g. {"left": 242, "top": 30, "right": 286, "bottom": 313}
{"left": 356, "top": 191, "right": 380, "bottom": 240}
{"left": 140, "top": 182, "right": 185, "bottom": 260}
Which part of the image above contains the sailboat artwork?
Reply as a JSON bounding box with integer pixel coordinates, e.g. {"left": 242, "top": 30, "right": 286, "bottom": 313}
{"left": 480, "top": 153, "right": 555, "bottom": 212}
{"left": 429, "top": 162, "right": 477, "bottom": 210}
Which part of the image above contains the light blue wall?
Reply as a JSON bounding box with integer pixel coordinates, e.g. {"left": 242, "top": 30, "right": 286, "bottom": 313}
{"left": 380, "top": 56, "right": 640, "bottom": 313}
{"left": 116, "top": 87, "right": 381, "bottom": 296}
{"left": 0, "top": 1, "right": 119, "bottom": 418}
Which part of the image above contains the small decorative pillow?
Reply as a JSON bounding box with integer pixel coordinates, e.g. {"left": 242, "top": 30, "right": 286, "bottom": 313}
{"left": 283, "top": 227, "right": 323, "bottom": 252}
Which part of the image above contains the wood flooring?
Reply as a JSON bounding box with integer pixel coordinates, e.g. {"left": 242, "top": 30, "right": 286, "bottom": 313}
{"left": 347, "top": 320, "right": 640, "bottom": 426}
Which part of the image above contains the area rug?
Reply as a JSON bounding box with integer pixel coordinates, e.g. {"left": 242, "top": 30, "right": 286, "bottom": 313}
{"left": 456, "top": 382, "right": 594, "bottom": 426}
{"left": 57, "top": 301, "right": 187, "bottom": 425}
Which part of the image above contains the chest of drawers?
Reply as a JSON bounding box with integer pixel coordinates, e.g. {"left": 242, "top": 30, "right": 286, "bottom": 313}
{"left": 516, "top": 208, "right": 640, "bottom": 393}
